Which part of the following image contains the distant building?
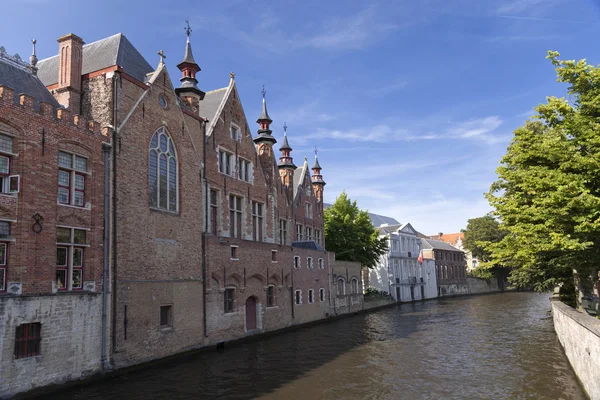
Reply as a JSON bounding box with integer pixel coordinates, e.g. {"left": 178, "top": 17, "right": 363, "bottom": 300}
{"left": 370, "top": 223, "right": 437, "bottom": 301}
{"left": 421, "top": 238, "right": 468, "bottom": 296}
{"left": 329, "top": 258, "right": 363, "bottom": 314}
{"left": 428, "top": 232, "right": 478, "bottom": 272}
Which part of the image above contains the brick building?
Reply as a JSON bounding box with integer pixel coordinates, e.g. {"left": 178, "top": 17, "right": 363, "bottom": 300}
{"left": 0, "top": 42, "right": 108, "bottom": 397}
{"left": 420, "top": 238, "right": 467, "bottom": 296}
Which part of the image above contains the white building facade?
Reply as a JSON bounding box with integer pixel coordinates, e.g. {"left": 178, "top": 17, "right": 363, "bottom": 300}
{"left": 368, "top": 223, "right": 438, "bottom": 302}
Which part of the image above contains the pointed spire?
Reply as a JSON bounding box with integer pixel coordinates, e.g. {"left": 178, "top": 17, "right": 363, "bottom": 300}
{"left": 280, "top": 122, "right": 292, "bottom": 151}
{"left": 180, "top": 21, "right": 198, "bottom": 65}
{"left": 175, "top": 21, "right": 205, "bottom": 102}
{"left": 257, "top": 85, "right": 272, "bottom": 123}
{"left": 313, "top": 148, "right": 322, "bottom": 170}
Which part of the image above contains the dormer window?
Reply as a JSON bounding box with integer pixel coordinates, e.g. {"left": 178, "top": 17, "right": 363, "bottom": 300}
{"left": 230, "top": 124, "right": 241, "bottom": 141}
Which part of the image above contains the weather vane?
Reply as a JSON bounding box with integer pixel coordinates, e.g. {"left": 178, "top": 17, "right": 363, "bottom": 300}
{"left": 261, "top": 85, "right": 266, "bottom": 99}
{"left": 283, "top": 121, "right": 287, "bottom": 134}
{"left": 314, "top": 146, "right": 319, "bottom": 157}
{"left": 185, "top": 20, "right": 192, "bottom": 37}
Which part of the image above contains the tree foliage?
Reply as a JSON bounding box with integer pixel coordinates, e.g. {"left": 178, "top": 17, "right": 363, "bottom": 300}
{"left": 324, "top": 192, "right": 388, "bottom": 269}
{"left": 462, "top": 214, "right": 505, "bottom": 262}
{"left": 486, "top": 51, "right": 600, "bottom": 299}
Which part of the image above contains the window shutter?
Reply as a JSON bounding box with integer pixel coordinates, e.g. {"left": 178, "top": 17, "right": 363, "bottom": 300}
{"left": 8, "top": 175, "right": 19, "bottom": 194}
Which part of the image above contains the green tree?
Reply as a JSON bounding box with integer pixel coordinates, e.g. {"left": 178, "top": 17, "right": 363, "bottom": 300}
{"left": 462, "top": 214, "right": 505, "bottom": 262}
{"left": 486, "top": 51, "right": 600, "bottom": 307}
{"left": 324, "top": 192, "right": 388, "bottom": 268}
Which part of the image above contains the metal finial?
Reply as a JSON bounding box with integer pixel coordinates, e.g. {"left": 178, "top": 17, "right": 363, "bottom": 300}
{"left": 30, "top": 39, "right": 37, "bottom": 65}
{"left": 185, "top": 20, "right": 192, "bottom": 38}
{"left": 261, "top": 85, "right": 266, "bottom": 100}
{"left": 314, "top": 146, "right": 319, "bottom": 157}
{"left": 283, "top": 122, "right": 287, "bottom": 134}
{"left": 157, "top": 49, "right": 166, "bottom": 64}
{"left": 229, "top": 71, "right": 235, "bottom": 79}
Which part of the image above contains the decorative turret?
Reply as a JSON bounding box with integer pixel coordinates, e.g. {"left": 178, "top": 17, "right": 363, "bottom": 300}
{"left": 311, "top": 149, "right": 325, "bottom": 204}
{"left": 253, "top": 86, "right": 277, "bottom": 148}
{"left": 278, "top": 122, "right": 296, "bottom": 187}
{"left": 175, "top": 21, "right": 205, "bottom": 111}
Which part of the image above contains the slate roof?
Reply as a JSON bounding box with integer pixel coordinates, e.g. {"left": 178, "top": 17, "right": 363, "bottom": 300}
{"left": 0, "top": 50, "right": 60, "bottom": 107}
{"left": 291, "top": 241, "right": 325, "bottom": 251}
{"left": 293, "top": 161, "right": 308, "bottom": 198}
{"left": 323, "top": 203, "right": 401, "bottom": 228}
{"left": 179, "top": 37, "right": 198, "bottom": 66}
{"left": 200, "top": 87, "right": 227, "bottom": 122}
{"left": 420, "top": 238, "right": 462, "bottom": 252}
{"left": 37, "top": 33, "right": 154, "bottom": 86}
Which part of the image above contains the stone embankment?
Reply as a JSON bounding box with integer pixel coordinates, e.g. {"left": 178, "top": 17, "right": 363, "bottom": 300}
{"left": 552, "top": 300, "right": 600, "bottom": 400}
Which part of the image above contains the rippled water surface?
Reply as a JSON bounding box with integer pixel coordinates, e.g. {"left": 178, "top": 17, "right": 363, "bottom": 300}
{"left": 42, "top": 292, "right": 585, "bottom": 400}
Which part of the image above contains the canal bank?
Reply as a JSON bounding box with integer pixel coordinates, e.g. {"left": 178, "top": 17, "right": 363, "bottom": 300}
{"left": 552, "top": 299, "right": 600, "bottom": 400}
{"left": 29, "top": 293, "right": 585, "bottom": 400}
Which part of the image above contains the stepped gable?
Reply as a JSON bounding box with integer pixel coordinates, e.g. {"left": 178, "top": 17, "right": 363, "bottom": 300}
{"left": 37, "top": 33, "right": 153, "bottom": 85}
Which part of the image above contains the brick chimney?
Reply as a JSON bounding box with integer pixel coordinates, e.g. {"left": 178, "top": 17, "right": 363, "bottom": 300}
{"left": 56, "top": 33, "right": 84, "bottom": 113}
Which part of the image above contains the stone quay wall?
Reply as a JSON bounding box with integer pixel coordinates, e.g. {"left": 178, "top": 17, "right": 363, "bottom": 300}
{"left": 552, "top": 300, "right": 600, "bottom": 400}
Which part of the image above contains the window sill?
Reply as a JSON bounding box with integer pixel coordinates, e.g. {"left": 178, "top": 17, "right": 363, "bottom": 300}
{"left": 0, "top": 193, "right": 17, "bottom": 198}
{"left": 160, "top": 326, "right": 173, "bottom": 332}
{"left": 266, "top": 305, "right": 278, "bottom": 309}
{"left": 231, "top": 258, "right": 239, "bottom": 261}
{"left": 149, "top": 207, "right": 179, "bottom": 216}
{"left": 58, "top": 203, "right": 91, "bottom": 211}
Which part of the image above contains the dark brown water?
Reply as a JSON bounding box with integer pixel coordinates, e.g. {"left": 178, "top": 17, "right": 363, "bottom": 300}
{"left": 42, "top": 292, "right": 585, "bottom": 400}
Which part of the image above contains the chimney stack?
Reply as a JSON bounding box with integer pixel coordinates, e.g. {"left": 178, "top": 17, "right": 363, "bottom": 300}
{"left": 56, "top": 33, "right": 84, "bottom": 113}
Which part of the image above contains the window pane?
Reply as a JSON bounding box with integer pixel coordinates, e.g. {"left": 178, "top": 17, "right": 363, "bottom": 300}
{"left": 0, "top": 243, "right": 6, "bottom": 265}
{"left": 0, "top": 267, "right": 5, "bottom": 291}
{"left": 73, "top": 229, "right": 86, "bottom": 244}
{"left": 0, "top": 156, "right": 9, "bottom": 175}
{"left": 74, "top": 174, "right": 85, "bottom": 190}
{"left": 55, "top": 269, "right": 67, "bottom": 289}
{"left": 150, "top": 132, "right": 158, "bottom": 149}
{"left": 0, "top": 134, "right": 13, "bottom": 153}
{"left": 56, "top": 247, "right": 67, "bottom": 265}
{"left": 159, "top": 154, "right": 167, "bottom": 209}
{"left": 159, "top": 134, "right": 167, "bottom": 152}
{"left": 58, "top": 188, "right": 69, "bottom": 204}
{"left": 73, "top": 248, "right": 83, "bottom": 267}
{"left": 74, "top": 156, "right": 87, "bottom": 172}
{"left": 168, "top": 138, "right": 175, "bottom": 156}
{"left": 72, "top": 269, "right": 82, "bottom": 289}
{"left": 58, "top": 170, "right": 70, "bottom": 186}
{"left": 168, "top": 156, "right": 176, "bottom": 211}
{"left": 0, "top": 222, "right": 10, "bottom": 239}
{"left": 56, "top": 228, "right": 70, "bottom": 243}
{"left": 58, "top": 151, "right": 72, "bottom": 168}
{"left": 149, "top": 149, "right": 158, "bottom": 207}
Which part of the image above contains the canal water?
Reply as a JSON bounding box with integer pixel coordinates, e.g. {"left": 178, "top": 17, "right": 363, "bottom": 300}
{"left": 42, "top": 292, "right": 585, "bottom": 400}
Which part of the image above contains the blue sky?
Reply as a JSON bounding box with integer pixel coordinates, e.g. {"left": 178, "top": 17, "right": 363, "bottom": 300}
{"left": 3, "top": 0, "right": 600, "bottom": 234}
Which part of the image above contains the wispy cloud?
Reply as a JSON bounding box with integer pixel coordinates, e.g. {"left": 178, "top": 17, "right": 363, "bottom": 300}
{"left": 366, "top": 79, "right": 409, "bottom": 97}
{"left": 496, "top": 0, "right": 558, "bottom": 15}
{"left": 495, "top": 15, "right": 587, "bottom": 24}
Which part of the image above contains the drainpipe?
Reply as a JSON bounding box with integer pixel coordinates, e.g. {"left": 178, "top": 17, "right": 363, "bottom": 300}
{"left": 101, "top": 142, "right": 111, "bottom": 371}
{"left": 201, "top": 118, "right": 208, "bottom": 338}
{"left": 110, "top": 71, "right": 119, "bottom": 361}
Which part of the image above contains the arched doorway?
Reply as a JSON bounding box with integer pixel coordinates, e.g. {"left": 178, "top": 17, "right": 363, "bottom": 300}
{"left": 245, "top": 296, "right": 257, "bottom": 330}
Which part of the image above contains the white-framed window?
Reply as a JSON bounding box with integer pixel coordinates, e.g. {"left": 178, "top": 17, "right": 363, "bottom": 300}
{"left": 218, "top": 149, "right": 234, "bottom": 176}
{"left": 56, "top": 226, "right": 87, "bottom": 291}
{"left": 307, "top": 257, "right": 313, "bottom": 269}
{"left": 251, "top": 201, "right": 263, "bottom": 241}
{"left": 0, "top": 221, "right": 9, "bottom": 292}
{"left": 149, "top": 127, "right": 177, "bottom": 212}
{"left": 401, "top": 237, "right": 406, "bottom": 251}
{"left": 305, "top": 227, "right": 312, "bottom": 241}
{"left": 392, "top": 240, "right": 398, "bottom": 252}
{"left": 294, "top": 256, "right": 300, "bottom": 269}
{"left": 209, "top": 189, "right": 219, "bottom": 235}
{"left": 296, "top": 224, "right": 303, "bottom": 241}
{"left": 337, "top": 278, "right": 345, "bottom": 295}
{"left": 308, "top": 289, "right": 314, "bottom": 304}
{"left": 318, "top": 258, "right": 324, "bottom": 269}
{"left": 295, "top": 289, "right": 302, "bottom": 305}
{"left": 230, "top": 245, "right": 238, "bottom": 260}
{"left": 58, "top": 150, "right": 87, "bottom": 207}
{"left": 279, "top": 219, "right": 287, "bottom": 245}
{"left": 230, "top": 123, "right": 241, "bottom": 141}
{"left": 305, "top": 203, "right": 312, "bottom": 219}
{"left": 238, "top": 158, "right": 252, "bottom": 182}
{"left": 229, "top": 195, "right": 243, "bottom": 239}
{"left": 0, "top": 134, "right": 19, "bottom": 196}
{"left": 351, "top": 278, "right": 359, "bottom": 294}
{"left": 319, "top": 288, "right": 325, "bottom": 302}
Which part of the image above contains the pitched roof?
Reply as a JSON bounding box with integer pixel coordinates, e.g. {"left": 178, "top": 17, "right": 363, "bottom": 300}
{"left": 200, "top": 87, "right": 227, "bottom": 122}
{"left": 420, "top": 238, "right": 462, "bottom": 252}
{"left": 37, "top": 33, "right": 154, "bottom": 86}
{"left": 378, "top": 224, "right": 403, "bottom": 234}
{"left": 179, "top": 37, "right": 198, "bottom": 66}
{"left": 0, "top": 50, "right": 60, "bottom": 107}
{"left": 293, "top": 160, "right": 308, "bottom": 198}
{"left": 427, "top": 232, "right": 464, "bottom": 246}
{"left": 323, "top": 203, "right": 401, "bottom": 228}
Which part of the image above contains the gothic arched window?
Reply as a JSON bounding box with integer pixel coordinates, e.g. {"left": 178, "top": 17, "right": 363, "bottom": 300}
{"left": 149, "top": 127, "right": 177, "bottom": 212}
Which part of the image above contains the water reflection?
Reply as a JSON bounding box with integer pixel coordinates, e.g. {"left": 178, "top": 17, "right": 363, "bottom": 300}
{"left": 39, "top": 293, "right": 585, "bottom": 400}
